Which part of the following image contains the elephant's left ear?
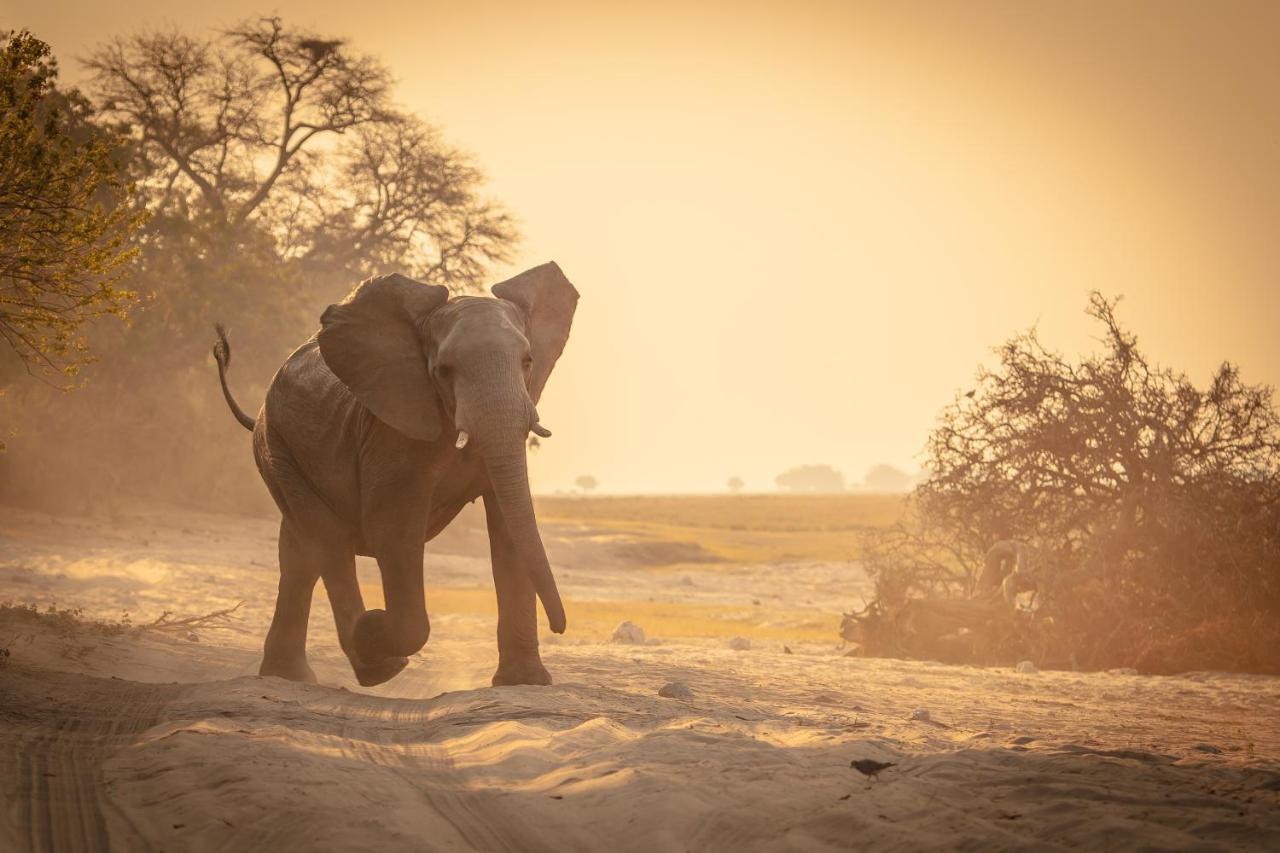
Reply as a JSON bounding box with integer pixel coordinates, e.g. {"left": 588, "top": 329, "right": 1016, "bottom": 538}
{"left": 319, "top": 273, "right": 450, "bottom": 441}
{"left": 492, "top": 261, "right": 579, "bottom": 404}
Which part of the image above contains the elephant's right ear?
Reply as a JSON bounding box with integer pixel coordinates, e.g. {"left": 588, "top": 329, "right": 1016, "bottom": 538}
{"left": 492, "top": 261, "right": 579, "bottom": 405}
{"left": 318, "top": 273, "right": 449, "bottom": 441}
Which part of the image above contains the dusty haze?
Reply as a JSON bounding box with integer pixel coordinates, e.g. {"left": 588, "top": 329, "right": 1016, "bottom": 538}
{"left": 9, "top": 0, "right": 1279, "bottom": 493}
{"left": 4, "top": 7, "right": 1280, "bottom": 849}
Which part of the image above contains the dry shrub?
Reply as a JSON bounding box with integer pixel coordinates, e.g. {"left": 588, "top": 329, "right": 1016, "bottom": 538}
{"left": 855, "top": 294, "right": 1280, "bottom": 674}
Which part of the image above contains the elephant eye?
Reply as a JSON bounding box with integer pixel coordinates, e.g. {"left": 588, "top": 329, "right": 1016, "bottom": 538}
{"left": 522, "top": 355, "right": 533, "bottom": 369}
{"left": 435, "top": 364, "right": 452, "bottom": 380}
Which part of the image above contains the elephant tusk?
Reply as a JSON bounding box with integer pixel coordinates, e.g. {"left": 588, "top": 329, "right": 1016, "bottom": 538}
{"left": 455, "top": 430, "right": 469, "bottom": 449}
{"left": 531, "top": 423, "right": 552, "bottom": 438}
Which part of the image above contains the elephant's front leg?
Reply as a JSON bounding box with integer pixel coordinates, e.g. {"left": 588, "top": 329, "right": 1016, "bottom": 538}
{"left": 323, "top": 553, "right": 409, "bottom": 688}
{"left": 484, "top": 493, "right": 552, "bottom": 686}
{"left": 351, "top": 454, "right": 434, "bottom": 683}
{"left": 352, "top": 541, "right": 431, "bottom": 668}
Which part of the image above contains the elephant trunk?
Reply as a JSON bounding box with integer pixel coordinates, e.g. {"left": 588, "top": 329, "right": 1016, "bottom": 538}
{"left": 483, "top": 447, "right": 567, "bottom": 633}
{"left": 456, "top": 354, "right": 566, "bottom": 633}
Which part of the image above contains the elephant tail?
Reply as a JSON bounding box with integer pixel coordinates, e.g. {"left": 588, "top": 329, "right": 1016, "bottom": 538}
{"left": 213, "top": 323, "right": 257, "bottom": 432}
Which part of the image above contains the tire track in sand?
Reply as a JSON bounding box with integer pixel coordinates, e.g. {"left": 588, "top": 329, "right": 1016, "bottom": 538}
{"left": 1, "top": 663, "right": 579, "bottom": 852}
{"left": 0, "top": 667, "right": 177, "bottom": 853}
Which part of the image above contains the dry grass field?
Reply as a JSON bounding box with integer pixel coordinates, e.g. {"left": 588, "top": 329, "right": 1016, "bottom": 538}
{"left": 535, "top": 493, "right": 907, "bottom": 564}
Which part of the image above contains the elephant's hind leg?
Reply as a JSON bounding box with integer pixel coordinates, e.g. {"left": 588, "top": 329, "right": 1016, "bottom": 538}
{"left": 259, "top": 521, "right": 323, "bottom": 683}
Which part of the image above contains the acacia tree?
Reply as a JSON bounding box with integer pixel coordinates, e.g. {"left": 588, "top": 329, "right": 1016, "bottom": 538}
{"left": 84, "top": 17, "right": 514, "bottom": 293}
{"left": 859, "top": 294, "right": 1280, "bottom": 673}
{"left": 0, "top": 31, "right": 144, "bottom": 387}
{"left": 0, "top": 19, "right": 517, "bottom": 511}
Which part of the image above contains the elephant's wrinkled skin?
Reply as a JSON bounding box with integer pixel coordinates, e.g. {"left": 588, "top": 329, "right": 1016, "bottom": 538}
{"left": 214, "top": 262, "right": 579, "bottom": 687}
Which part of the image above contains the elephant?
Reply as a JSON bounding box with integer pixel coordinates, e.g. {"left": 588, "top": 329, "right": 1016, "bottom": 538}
{"left": 212, "top": 261, "right": 579, "bottom": 688}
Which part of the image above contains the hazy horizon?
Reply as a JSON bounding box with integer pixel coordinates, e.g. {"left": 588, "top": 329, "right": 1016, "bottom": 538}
{"left": 10, "top": 0, "right": 1280, "bottom": 494}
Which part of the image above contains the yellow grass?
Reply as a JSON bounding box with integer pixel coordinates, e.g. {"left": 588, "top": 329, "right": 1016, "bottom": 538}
{"left": 360, "top": 585, "right": 838, "bottom": 643}
{"left": 553, "top": 597, "right": 838, "bottom": 642}
{"left": 536, "top": 493, "right": 906, "bottom": 531}
{"left": 389, "top": 589, "right": 834, "bottom": 640}
{"left": 362, "top": 495, "right": 901, "bottom": 642}
{"left": 535, "top": 493, "right": 906, "bottom": 564}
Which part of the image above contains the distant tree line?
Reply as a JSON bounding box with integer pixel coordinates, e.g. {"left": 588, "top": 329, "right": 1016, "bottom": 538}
{"left": 775, "top": 464, "right": 845, "bottom": 493}
{"left": 771, "top": 463, "right": 914, "bottom": 493}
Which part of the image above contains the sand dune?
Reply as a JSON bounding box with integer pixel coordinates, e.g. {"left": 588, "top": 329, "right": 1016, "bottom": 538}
{"left": 2, "top": 505, "right": 1279, "bottom": 851}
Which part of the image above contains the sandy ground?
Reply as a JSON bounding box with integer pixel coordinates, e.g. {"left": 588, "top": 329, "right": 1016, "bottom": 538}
{"left": 2, "top": 503, "right": 1279, "bottom": 852}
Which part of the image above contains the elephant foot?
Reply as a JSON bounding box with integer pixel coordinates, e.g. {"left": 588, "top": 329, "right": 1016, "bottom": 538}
{"left": 353, "top": 608, "right": 394, "bottom": 663}
{"left": 492, "top": 657, "right": 552, "bottom": 687}
{"left": 352, "top": 655, "right": 410, "bottom": 687}
{"left": 352, "top": 607, "right": 429, "bottom": 661}
{"left": 259, "top": 656, "right": 318, "bottom": 684}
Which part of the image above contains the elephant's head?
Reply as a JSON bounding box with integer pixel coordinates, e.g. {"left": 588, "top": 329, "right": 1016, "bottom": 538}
{"left": 317, "top": 262, "right": 579, "bottom": 634}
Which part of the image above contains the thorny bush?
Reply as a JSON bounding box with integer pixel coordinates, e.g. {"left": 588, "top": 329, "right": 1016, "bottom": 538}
{"left": 856, "top": 294, "right": 1280, "bottom": 674}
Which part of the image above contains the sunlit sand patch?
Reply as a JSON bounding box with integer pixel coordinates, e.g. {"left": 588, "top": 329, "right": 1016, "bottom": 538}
{"left": 442, "top": 716, "right": 640, "bottom": 775}
{"left": 350, "top": 581, "right": 839, "bottom": 644}
{"left": 55, "top": 556, "right": 175, "bottom": 584}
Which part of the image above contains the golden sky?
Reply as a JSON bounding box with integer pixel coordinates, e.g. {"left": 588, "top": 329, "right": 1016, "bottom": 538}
{"left": 11, "top": 0, "right": 1280, "bottom": 492}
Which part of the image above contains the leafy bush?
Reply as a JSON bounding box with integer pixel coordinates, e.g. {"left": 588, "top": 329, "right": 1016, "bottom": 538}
{"left": 0, "top": 31, "right": 144, "bottom": 390}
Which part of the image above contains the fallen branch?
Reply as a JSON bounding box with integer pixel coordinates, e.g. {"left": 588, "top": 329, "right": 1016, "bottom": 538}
{"left": 131, "top": 602, "right": 244, "bottom": 635}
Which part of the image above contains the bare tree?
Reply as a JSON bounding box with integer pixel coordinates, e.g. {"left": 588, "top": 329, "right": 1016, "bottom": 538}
{"left": 575, "top": 475, "right": 598, "bottom": 494}
{"left": 83, "top": 17, "right": 514, "bottom": 291}
{"left": 727, "top": 476, "right": 744, "bottom": 493}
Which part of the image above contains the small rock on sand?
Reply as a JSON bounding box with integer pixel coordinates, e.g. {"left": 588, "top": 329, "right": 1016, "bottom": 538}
{"left": 658, "top": 681, "right": 693, "bottom": 699}
{"left": 1192, "top": 743, "right": 1223, "bottom": 754}
{"left": 728, "top": 636, "right": 751, "bottom": 651}
{"left": 1015, "top": 660, "right": 1039, "bottom": 674}
{"left": 612, "top": 621, "right": 646, "bottom": 644}
{"left": 909, "top": 708, "right": 932, "bottom": 722}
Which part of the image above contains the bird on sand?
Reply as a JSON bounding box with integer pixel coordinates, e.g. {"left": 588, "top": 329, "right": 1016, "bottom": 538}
{"left": 850, "top": 759, "right": 896, "bottom": 781}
